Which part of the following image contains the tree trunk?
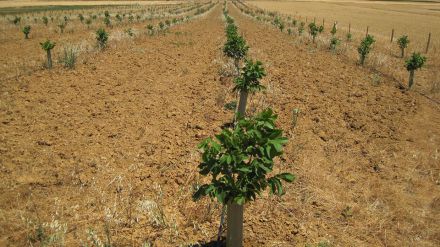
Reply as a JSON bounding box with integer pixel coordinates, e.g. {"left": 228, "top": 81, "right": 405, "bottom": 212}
{"left": 47, "top": 50, "right": 52, "bottom": 69}
{"left": 408, "top": 70, "right": 415, "bottom": 89}
{"left": 312, "top": 35, "right": 315, "bottom": 43}
{"left": 360, "top": 55, "right": 365, "bottom": 66}
{"left": 25, "top": 33, "right": 28, "bottom": 39}
{"left": 226, "top": 202, "right": 243, "bottom": 247}
{"left": 401, "top": 48, "right": 404, "bottom": 58}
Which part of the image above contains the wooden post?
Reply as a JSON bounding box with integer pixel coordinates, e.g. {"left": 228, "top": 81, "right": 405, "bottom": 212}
{"left": 426, "top": 32, "right": 431, "bottom": 53}
{"left": 390, "top": 28, "right": 394, "bottom": 43}
{"left": 322, "top": 18, "right": 324, "bottom": 28}
{"left": 349, "top": 23, "right": 351, "bottom": 34}
{"left": 313, "top": 17, "right": 316, "bottom": 23}
{"left": 366, "top": 26, "right": 369, "bottom": 37}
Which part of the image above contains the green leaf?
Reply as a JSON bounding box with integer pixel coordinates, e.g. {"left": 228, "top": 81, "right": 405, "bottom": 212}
{"left": 277, "top": 173, "right": 295, "bottom": 182}
{"left": 234, "top": 195, "right": 245, "bottom": 205}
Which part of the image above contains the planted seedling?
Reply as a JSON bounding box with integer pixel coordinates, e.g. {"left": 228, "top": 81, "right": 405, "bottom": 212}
{"left": 104, "top": 17, "right": 111, "bottom": 27}
{"left": 357, "top": 34, "right": 375, "bottom": 65}
{"left": 298, "top": 22, "right": 305, "bottom": 36}
{"left": 287, "top": 28, "right": 292, "bottom": 35}
{"left": 234, "top": 59, "right": 266, "bottom": 117}
{"left": 147, "top": 24, "right": 154, "bottom": 35}
{"left": 346, "top": 32, "right": 352, "bottom": 42}
{"left": 330, "top": 37, "right": 340, "bottom": 51}
{"left": 85, "top": 19, "right": 92, "bottom": 28}
{"left": 13, "top": 16, "right": 21, "bottom": 25}
{"left": 78, "top": 14, "right": 84, "bottom": 23}
{"left": 42, "top": 16, "right": 48, "bottom": 26}
{"left": 40, "top": 40, "right": 55, "bottom": 69}
{"left": 125, "top": 28, "right": 134, "bottom": 37}
{"left": 405, "top": 52, "right": 426, "bottom": 89}
{"left": 193, "top": 108, "right": 295, "bottom": 246}
{"left": 308, "top": 22, "right": 323, "bottom": 43}
{"left": 397, "top": 35, "right": 409, "bottom": 58}
{"left": 330, "top": 22, "right": 337, "bottom": 36}
{"left": 22, "top": 25, "right": 31, "bottom": 39}
{"left": 96, "top": 28, "right": 109, "bottom": 49}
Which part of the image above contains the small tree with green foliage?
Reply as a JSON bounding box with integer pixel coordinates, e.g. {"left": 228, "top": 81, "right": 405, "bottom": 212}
{"left": 308, "top": 22, "right": 323, "bottom": 43}
{"left": 193, "top": 108, "right": 295, "bottom": 246}
{"left": 223, "top": 33, "right": 249, "bottom": 75}
{"left": 96, "top": 28, "right": 109, "bottom": 49}
{"left": 397, "top": 35, "right": 409, "bottom": 58}
{"left": 22, "top": 25, "right": 31, "bottom": 39}
{"left": 405, "top": 52, "right": 426, "bottom": 89}
{"left": 40, "top": 40, "right": 55, "bottom": 69}
{"left": 357, "top": 34, "right": 375, "bottom": 65}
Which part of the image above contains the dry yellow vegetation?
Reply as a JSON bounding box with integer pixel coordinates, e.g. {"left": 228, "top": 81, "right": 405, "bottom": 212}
{"left": 249, "top": 0, "right": 440, "bottom": 50}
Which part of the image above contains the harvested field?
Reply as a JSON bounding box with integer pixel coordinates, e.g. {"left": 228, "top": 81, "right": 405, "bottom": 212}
{"left": 0, "top": 1, "right": 439, "bottom": 246}
{"left": 249, "top": 0, "right": 440, "bottom": 49}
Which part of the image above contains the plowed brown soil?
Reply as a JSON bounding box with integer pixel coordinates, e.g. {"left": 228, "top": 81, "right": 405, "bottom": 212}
{"left": 0, "top": 2, "right": 439, "bottom": 247}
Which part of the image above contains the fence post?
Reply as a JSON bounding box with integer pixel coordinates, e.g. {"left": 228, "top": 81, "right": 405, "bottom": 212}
{"left": 390, "top": 28, "right": 394, "bottom": 43}
{"left": 349, "top": 23, "right": 351, "bottom": 34}
{"left": 426, "top": 32, "right": 431, "bottom": 53}
{"left": 366, "top": 26, "right": 369, "bottom": 37}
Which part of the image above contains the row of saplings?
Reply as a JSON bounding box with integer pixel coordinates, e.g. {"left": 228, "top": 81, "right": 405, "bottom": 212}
{"left": 237, "top": 3, "right": 427, "bottom": 90}
{"left": 40, "top": 28, "right": 109, "bottom": 69}
{"left": 192, "top": 6, "right": 295, "bottom": 247}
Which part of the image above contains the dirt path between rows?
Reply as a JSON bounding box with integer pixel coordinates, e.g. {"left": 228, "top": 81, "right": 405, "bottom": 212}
{"left": 228, "top": 3, "right": 440, "bottom": 246}
{"left": 0, "top": 5, "right": 231, "bottom": 246}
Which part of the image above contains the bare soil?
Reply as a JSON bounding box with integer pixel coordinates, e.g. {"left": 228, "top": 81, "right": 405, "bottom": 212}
{"left": 0, "top": 2, "right": 439, "bottom": 247}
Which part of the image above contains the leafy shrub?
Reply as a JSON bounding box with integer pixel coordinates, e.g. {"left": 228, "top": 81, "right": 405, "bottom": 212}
{"left": 405, "top": 52, "right": 426, "bottom": 89}
{"left": 40, "top": 40, "right": 56, "bottom": 69}
{"left": 104, "top": 10, "right": 110, "bottom": 18}
{"left": 193, "top": 108, "right": 295, "bottom": 205}
{"left": 78, "top": 14, "right": 84, "bottom": 23}
{"left": 397, "top": 35, "right": 409, "bottom": 58}
{"left": 287, "top": 28, "right": 292, "bottom": 35}
{"left": 357, "top": 34, "right": 375, "bottom": 65}
{"left": 96, "top": 28, "right": 109, "bottom": 49}
{"left": 22, "top": 25, "right": 31, "bottom": 39}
